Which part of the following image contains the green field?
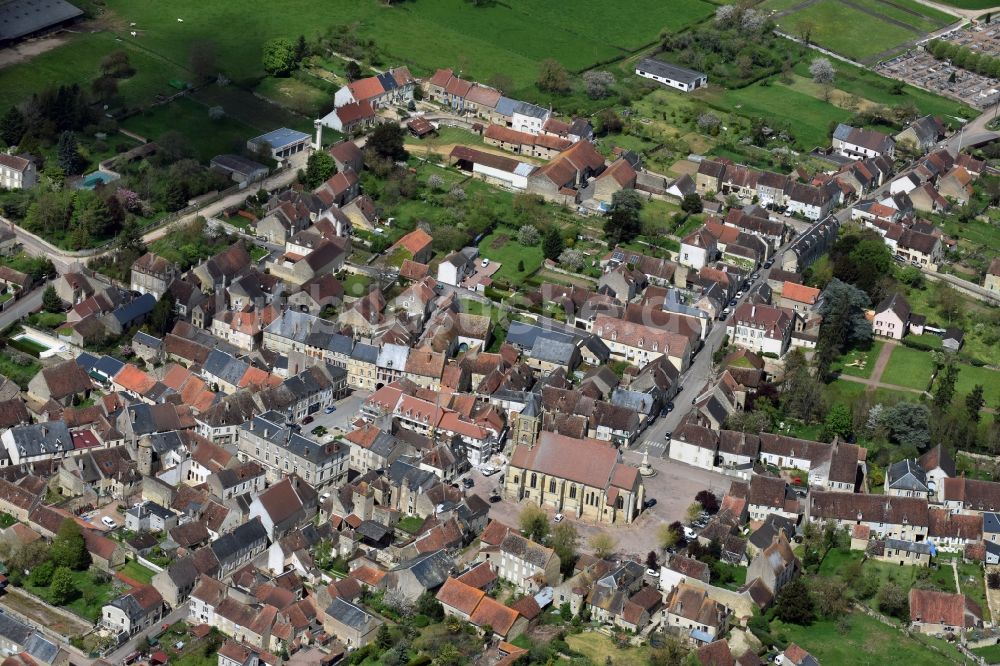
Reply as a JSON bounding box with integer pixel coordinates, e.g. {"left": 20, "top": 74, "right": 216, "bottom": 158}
{"left": 972, "top": 643, "right": 1000, "bottom": 663}
{"left": 768, "top": 0, "right": 953, "bottom": 63}
{"left": 880, "top": 344, "right": 1000, "bottom": 406}
{"left": 0, "top": 32, "right": 187, "bottom": 108}
{"left": 255, "top": 76, "right": 332, "bottom": 116}
{"left": 773, "top": 614, "right": 971, "bottom": 665}
{"left": 121, "top": 96, "right": 261, "bottom": 162}
{"left": 702, "top": 78, "right": 851, "bottom": 149}
{"left": 119, "top": 560, "right": 157, "bottom": 585}
{"left": 954, "top": 363, "right": 1000, "bottom": 409}
{"left": 831, "top": 341, "right": 884, "bottom": 379}
{"left": 478, "top": 229, "right": 544, "bottom": 283}
{"left": 780, "top": 0, "right": 920, "bottom": 61}
{"left": 880, "top": 345, "right": 935, "bottom": 390}
{"left": 933, "top": 0, "right": 998, "bottom": 8}
{"left": 847, "top": 0, "right": 954, "bottom": 32}
{"left": 824, "top": 378, "right": 868, "bottom": 410}
{"left": 101, "top": 0, "right": 714, "bottom": 96}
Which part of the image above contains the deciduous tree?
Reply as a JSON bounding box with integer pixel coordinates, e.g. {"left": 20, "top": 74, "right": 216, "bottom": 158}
{"left": 262, "top": 38, "right": 297, "bottom": 77}
{"left": 51, "top": 519, "right": 90, "bottom": 571}
{"left": 589, "top": 533, "right": 616, "bottom": 559}
{"left": 537, "top": 59, "right": 570, "bottom": 92}
{"left": 877, "top": 581, "right": 908, "bottom": 619}
{"left": 517, "top": 225, "right": 540, "bottom": 246}
{"left": 583, "top": 71, "right": 615, "bottom": 99}
{"left": 303, "top": 151, "right": 336, "bottom": 188}
{"left": 809, "top": 57, "right": 836, "bottom": 84}
{"left": 695, "top": 491, "right": 719, "bottom": 514}
{"left": 519, "top": 504, "right": 549, "bottom": 542}
{"left": 552, "top": 522, "right": 579, "bottom": 574}
{"left": 49, "top": 567, "right": 76, "bottom": 606}
{"left": 366, "top": 123, "right": 408, "bottom": 162}
{"left": 658, "top": 523, "right": 680, "bottom": 551}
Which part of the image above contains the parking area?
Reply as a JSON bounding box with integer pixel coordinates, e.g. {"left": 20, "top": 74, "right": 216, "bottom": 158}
{"left": 479, "top": 450, "right": 733, "bottom": 560}
{"left": 299, "top": 390, "right": 371, "bottom": 441}
{"left": 81, "top": 503, "right": 126, "bottom": 532}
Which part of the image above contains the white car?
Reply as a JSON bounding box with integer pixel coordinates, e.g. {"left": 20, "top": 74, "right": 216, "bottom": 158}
{"left": 646, "top": 568, "right": 659, "bottom": 578}
{"left": 554, "top": 513, "right": 565, "bottom": 523}
{"left": 683, "top": 526, "right": 697, "bottom": 539}
{"left": 101, "top": 516, "right": 117, "bottom": 529}
{"left": 481, "top": 258, "right": 490, "bottom": 268}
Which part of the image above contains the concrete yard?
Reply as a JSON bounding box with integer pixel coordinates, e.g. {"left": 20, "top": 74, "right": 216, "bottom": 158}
{"left": 470, "top": 450, "right": 732, "bottom": 561}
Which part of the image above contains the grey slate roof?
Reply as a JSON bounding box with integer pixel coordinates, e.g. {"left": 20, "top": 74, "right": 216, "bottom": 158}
{"left": 202, "top": 349, "right": 249, "bottom": 386}
{"left": 112, "top": 293, "right": 156, "bottom": 326}
{"left": 886, "top": 459, "right": 929, "bottom": 492}
{"left": 884, "top": 538, "right": 933, "bottom": 555}
{"left": 386, "top": 458, "right": 437, "bottom": 492}
{"left": 610, "top": 388, "right": 655, "bottom": 414}
{"left": 0, "top": 0, "right": 83, "bottom": 42}
{"left": 8, "top": 422, "right": 72, "bottom": 458}
{"left": 395, "top": 549, "right": 453, "bottom": 589}
{"left": 636, "top": 57, "right": 705, "bottom": 85}
{"left": 210, "top": 517, "right": 267, "bottom": 564}
{"left": 326, "top": 597, "right": 379, "bottom": 632}
{"left": 133, "top": 331, "right": 163, "bottom": 350}
{"left": 0, "top": 609, "right": 32, "bottom": 648}
{"left": 529, "top": 338, "right": 575, "bottom": 365}
{"left": 984, "top": 512, "right": 1000, "bottom": 535}
{"left": 351, "top": 343, "right": 378, "bottom": 363}
{"left": 24, "top": 632, "right": 59, "bottom": 664}
{"left": 242, "top": 413, "right": 342, "bottom": 463}
{"left": 511, "top": 99, "right": 547, "bottom": 119}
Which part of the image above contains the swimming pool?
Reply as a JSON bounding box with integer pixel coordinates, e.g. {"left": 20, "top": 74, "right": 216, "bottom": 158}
{"left": 80, "top": 170, "right": 119, "bottom": 190}
{"left": 12, "top": 331, "right": 68, "bottom": 359}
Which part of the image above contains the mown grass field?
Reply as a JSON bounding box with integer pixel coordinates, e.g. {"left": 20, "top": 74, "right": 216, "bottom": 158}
{"left": 772, "top": 614, "right": 973, "bottom": 665}
{"left": 102, "top": 0, "right": 714, "bottom": 94}
{"left": 121, "top": 96, "right": 260, "bottom": 162}
{"left": 831, "top": 340, "right": 884, "bottom": 379}
{"left": 477, "top": 229, "right": 544, "bottom": 284}
{"left": 780, "top": 0, "right": 919, "bottom": 60}
{"left": 0, "top": 32, "right": 187, "bottom": 108}
{"left": 880, "top": 345, "right": 935, "bottom": 390}
{"left": 764, "top": 0, "right": 953, "bottom": 62}
{"left": 880, "top": 344, "right": 1000, "bottom": 406}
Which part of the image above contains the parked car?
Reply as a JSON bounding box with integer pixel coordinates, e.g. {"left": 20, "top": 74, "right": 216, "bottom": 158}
{"left": 481, "top": 258, "right": 490, "bottom": 268}
{"left": 644, "top": 498, "right": 657, "bottom": 509}
{"left": 664, "top": 431, "right": 672, "bottom": 441}
{"left": 764, "top": 258, "right": 774, "bottom": 268}
{"left": 665, "top": 401, "right": 674, "bottom": 412}
{"left": 646, "top": 569, "right": 660, "bottom": 578}
{"left": 489, "top": 494, "right": 502, "bottom": 503}
{"left": 101, "top": 516, "right": 117, "bottom": 529}
{"left": 683, "top": 526, "right": 697, "bottom": 539}
{"left": 324, "top": 405, "right": 336, "bottom": 414}
{"left": 462, "top": 478, "right": 474, "bottom": 488}
{"left": 729, "top": 298, "right": 737, "bottom": 307}
{"left": 554, "top": 513, "right": 565, "bottom": 523}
